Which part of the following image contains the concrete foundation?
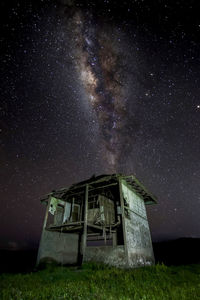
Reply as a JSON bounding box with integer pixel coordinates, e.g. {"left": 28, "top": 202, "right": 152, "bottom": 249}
{"left": 84, "top": 246, "right": 127, "bottom": 267}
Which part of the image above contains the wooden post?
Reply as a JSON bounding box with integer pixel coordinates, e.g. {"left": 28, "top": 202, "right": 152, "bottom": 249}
{"left": 71, "top": 197, "right": 74, "bottom": 221}
{"left": 81, "top": 184, "right": 89, "bottom": 261}
{"left": 119, "top": 178, "right": 129, "bottom": 266}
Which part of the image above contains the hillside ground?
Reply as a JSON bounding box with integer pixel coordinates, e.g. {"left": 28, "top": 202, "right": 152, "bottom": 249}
{"left": 0, "top": 263, "right": 200, "bottom": 300}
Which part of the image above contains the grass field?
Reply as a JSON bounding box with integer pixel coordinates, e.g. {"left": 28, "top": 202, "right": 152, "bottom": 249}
{"left": 0, "top": 263, "right": 200, "bottom": 300}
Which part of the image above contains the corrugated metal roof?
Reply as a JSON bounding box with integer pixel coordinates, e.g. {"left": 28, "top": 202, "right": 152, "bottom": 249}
{"left": 41, "top": 174, "right": 157, "bottom": 205}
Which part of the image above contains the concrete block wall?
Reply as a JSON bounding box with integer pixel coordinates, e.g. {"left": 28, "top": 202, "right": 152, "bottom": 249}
{"left": 122, "top": 181, "right": 155, "bottom": 267}
{"left": 37, "top": 230, "right": 79, "bottom": 265}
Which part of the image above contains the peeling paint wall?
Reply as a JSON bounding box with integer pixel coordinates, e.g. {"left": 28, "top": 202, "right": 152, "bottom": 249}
{"left": 84, "top": 246, "right": 127, "bottom": 268}
{"left": 122, "top": 181, "right": 155, "bottom": 267}
{"left": 37, "top": 230, "right": 79, "bottom": 265}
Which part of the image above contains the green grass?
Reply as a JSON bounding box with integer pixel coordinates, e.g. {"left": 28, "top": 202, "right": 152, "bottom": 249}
{"left": 0, "top": 263, "right": 200, "bottom": 300}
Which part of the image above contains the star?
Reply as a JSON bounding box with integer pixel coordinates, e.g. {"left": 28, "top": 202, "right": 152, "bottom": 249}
{"left": 1, "top": 0, "right": 200, "bottom": 250}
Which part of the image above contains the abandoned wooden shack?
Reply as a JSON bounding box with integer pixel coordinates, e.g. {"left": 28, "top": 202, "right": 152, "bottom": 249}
{"left": 37, "top": 174, "right": 156, "bottom": 268}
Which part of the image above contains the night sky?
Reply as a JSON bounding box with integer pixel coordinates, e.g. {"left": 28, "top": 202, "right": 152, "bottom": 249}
{"left": 1, "top": 0, "right": 200, "bottom": 250}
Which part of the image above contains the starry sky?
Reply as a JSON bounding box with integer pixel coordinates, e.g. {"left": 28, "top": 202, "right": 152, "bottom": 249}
{"left": 1, "top": 0, "right": 200, "bottom": 249}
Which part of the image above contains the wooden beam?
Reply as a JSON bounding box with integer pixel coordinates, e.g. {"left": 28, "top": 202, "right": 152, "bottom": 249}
{"left": 61, "top": 182, "right": 118, "bottom": 201}
{"left": 48, "top": 221, "right": 84, "bottom": 229}
{"left": 87, "top": 223, "right": 114, "bottom": 232}
{"left": 46, "top": 226, "right": 83, "bottom": 232}
{"left": 90, "top": 182, "right": 118, "bottom": 192}
{"left": 63, "top": 175, "right": 114, "bottom": 193}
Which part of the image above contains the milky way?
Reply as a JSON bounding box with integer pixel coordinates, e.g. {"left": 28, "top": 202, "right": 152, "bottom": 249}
{"left": 66, "top": 7, "right": 129, "bottom": 171}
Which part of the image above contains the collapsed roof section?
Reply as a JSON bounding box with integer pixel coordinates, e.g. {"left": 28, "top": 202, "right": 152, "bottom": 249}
{"left": 41, "top": 174, "right": 157, "bottom": 205}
